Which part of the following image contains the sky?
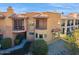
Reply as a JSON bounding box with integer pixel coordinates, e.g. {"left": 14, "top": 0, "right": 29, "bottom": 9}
{"left": 0, "top": 3, "right": 79, "bottom": 14}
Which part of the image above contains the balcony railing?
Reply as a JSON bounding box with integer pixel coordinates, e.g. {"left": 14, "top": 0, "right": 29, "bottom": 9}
{"left": 13, "top": 26, "right": 25, "bottom": 31}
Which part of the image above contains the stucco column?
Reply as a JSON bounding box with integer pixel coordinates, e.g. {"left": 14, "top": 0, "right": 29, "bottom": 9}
{"left": 73, "top": 19, "right": 76, "bottom": 29}
{"left": 65, "top": 20, "right": 67, "bottom": 34}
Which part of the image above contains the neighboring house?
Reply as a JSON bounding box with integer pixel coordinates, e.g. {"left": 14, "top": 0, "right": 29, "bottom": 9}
{"left": 0, "top": 6, "right": 61, "bottom": 45}
{"left": 60, "top": 13, "right": 79, "bottom": 37}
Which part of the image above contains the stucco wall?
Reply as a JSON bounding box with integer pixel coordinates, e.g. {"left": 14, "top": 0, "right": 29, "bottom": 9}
{"left": 0, "top": 11, "right": 61, "bottom": 44}
{"left": 34, "top": 12, "right": 61, "bottom": 44}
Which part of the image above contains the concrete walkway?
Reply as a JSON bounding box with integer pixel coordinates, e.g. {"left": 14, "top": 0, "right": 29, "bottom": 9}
{"left": 48, "top": 39, "right": 70, "bottom": 55}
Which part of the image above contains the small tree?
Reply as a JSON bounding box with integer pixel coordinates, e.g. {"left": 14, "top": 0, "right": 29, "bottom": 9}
{"left": 30, "top": 39, "right": 48, "bottom": 55}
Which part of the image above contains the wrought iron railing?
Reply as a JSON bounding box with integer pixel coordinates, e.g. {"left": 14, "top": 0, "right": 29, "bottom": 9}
{"left": 13, "top": 26, "right": 25, "bottom": 31}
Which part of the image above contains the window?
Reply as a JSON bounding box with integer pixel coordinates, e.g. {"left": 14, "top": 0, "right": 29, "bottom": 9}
{"left": 75, "top": 20, "right": 78, "bottom": 25}
{"left": 39, "top": 34, "right": 43, "bottom": 38}
{"left": 36, "top": 18, "right": 47, "bottom": 29}
{"left": 36, "top": 33, "right": 38, "bottom": 38}
{"left": 67, "top": 20, "right": 70, "bottom": 26}
{"left": 71, "top": 20, "right": 73, "bottom": 25}
{"left": 13, "top": 18, "right": 24, "bottom": 30}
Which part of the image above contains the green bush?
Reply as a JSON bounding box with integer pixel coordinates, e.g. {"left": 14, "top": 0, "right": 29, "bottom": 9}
{"left": 14, "top": 39, "right": 21, "bottom": 45}
{"left": 30, "top": 39, "right": 48, "bottom": 55}
{"left": 1, "top": 38, "right": 12, "bottom": 49}
{"left": 14, "top": 35, "right": 22, "bottom": 45}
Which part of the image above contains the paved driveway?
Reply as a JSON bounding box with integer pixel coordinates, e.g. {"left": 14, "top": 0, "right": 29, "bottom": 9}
{"left": 48, "top": 39, "right": 70, "bottom": 55}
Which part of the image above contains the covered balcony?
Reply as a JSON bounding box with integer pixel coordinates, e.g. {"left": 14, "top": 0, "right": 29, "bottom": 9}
{"left": 11, "top": 14, "right": 27, "bottom": 33}
{"left": 33, "top": 13, "right": 48, "bottom": 30}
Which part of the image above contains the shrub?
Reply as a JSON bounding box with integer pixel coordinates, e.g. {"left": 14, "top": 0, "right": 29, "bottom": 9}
{"left": 1, "top": 38, "right": 12, "bottom": 49}
{"left": 30, "top": 39, "right": 48, "bottom": 55}
{"left": 14, "top": 35, "right": 22, "bottom": 45}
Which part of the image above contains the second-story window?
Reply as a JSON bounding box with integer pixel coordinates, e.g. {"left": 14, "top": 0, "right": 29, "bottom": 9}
{"left": 71, "top": 20, "right": 73, "bottom": 26}
{"left": 13, "top": 18, "right": 24, "bottom": 30}
{"left": 75, "top": 20, "right": 78, "bottom": 25}
{"left": 67, "top": 20, "right": 71, "bottom": 26}
{"left": 36, "top": 18, "right": 47, "bottom": 29}
{"left": 75, "top": 19, "right": 79, "bottom": 25}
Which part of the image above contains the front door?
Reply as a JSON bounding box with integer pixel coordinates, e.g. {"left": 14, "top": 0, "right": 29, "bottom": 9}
{"left": 16, "top": 32, "right": 26, "bottom": 40}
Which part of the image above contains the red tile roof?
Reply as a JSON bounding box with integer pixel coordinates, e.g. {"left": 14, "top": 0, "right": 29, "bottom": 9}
{"left": 10, "top": 14, "right": 28, "bottom": 19}
{"left": 2, "top": 12, "right": 7, "bottom": 16}
{"left": 33, "top": 13, "right": 48, "bottom": 18}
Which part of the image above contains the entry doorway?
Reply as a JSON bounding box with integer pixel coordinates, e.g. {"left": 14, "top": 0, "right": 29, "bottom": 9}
{"left": 16, "top": 32, "right": 27, "bottom": 40}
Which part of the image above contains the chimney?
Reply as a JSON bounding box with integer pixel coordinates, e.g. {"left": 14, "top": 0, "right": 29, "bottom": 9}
{"left": 0, "top": 9, "right": 2, "bottom": 15}
{"left": 7, "top": 6, "right": 14, "bottom": 15}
